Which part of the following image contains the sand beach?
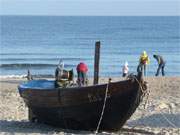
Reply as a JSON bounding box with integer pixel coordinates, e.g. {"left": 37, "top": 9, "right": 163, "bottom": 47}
{"left": 0, "top": 77, "right": 180, "bottom": 135}
{"left": 1, "top": 0, "right": 180, "bottom": 134}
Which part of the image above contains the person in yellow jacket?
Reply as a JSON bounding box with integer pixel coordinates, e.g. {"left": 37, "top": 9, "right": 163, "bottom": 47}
{"left": 137, "top": 51, "right": 150, "bottom": 76}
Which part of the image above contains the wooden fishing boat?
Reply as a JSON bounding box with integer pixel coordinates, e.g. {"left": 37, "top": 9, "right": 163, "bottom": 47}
{"left": 18, "top": 72, "right": 147, "bottom": 131}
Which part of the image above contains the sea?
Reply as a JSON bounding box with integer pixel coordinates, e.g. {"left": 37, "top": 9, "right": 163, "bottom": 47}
{"left": 0, "top": 16, "right": 180, "bottom": 78}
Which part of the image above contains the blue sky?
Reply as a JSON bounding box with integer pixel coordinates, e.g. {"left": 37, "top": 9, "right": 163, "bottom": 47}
{"left": 0, "top": 0, "right": 179, "bottom": 16}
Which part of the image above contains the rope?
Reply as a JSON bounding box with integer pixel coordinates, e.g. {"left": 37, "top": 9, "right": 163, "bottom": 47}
{"left": 124, "top": 74, "right": 150, "bottom": 131}
{"left": 94, "top": 75, "right": 177, "bottom": 134}
{"left": 95, "top": 79, "right": 110, "bottom": 134}
{"left": 128, "top": 75, "right": 149, "bottom": 106}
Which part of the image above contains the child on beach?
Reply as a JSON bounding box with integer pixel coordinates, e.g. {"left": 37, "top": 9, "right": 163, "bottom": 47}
{"left": 122, "top": 61, "right": 129, "bottom": 77}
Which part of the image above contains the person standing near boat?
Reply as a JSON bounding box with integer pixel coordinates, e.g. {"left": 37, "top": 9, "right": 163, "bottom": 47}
{"left": 122, "top": 61, "right": 129, "bottom": 77}
{"left": 59, "top": 59, "right": 64, "bottom": 76}
{"left": 153, "top": 54, "right": 166, "bottom": 76}
{"left": 137, "top": 51, "right": 150, "bottom": 76}
{"left": 76, "top": 62, "right": 88, "bottom": 86}
{"left": 55, "top": 59, "right": 64, "bottom": 80}
{"left": 55, "top": 59, "right": 64, "bottom": 87}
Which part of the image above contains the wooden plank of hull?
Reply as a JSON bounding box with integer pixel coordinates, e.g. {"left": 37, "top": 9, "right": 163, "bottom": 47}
{"left": 20, "top": 79, "right": 141, "bottom": 131}
{"left": 21, "top": 80, "right": 137, "bottom": 107}
{"left": 29, "top": 86, "right": 140, "bottom": 131}
{"left": 59, "top": 80, "right": 137, "bottom": 106}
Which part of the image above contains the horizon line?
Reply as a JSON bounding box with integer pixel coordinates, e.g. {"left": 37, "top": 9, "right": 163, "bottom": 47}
{"left": 0, "top": 14, "right": 180, "bottom": 17}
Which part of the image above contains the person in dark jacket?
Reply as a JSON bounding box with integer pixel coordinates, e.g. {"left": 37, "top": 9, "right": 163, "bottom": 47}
{"left": 153, "top": 54, "right": 166, "bottom": 76}
{"left": 76, "top": 62, "right": 88, "bottom": 86}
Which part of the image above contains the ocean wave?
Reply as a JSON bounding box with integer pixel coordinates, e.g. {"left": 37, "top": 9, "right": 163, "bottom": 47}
{"left": 0, "top": 53, "right": 61, "bottom": 56}
{"left": 0, "top": 74, "right": 27, "bottom": 79}
{"left": 0, "top": 57, "right": 88, "bottom": 61}
{"left": 0, "top": 64, "right": 56, "bottom": 68}
{"left": 0, "top": 63, "right": 76, "bottom": 68}
{"left": 0, "top": 74, "right": 55, "bottom": 79}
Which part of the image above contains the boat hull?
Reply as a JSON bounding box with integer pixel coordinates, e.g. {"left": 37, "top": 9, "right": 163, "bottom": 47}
{"left": 18, "top": 75, "right": 144, "bottom": 131}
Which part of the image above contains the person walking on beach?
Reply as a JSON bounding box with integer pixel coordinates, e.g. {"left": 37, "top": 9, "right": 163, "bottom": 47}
{"left": 122, "top": 61, "right": 129, "bottom": 77}
{"left": 76, "top": 62, "right": 88, "bottom": 86}
{"left": 153, "top": 54, "right": 166, "bottom": 76}
{"left": 137, "top": 51, "right": 150, "bottom": 76}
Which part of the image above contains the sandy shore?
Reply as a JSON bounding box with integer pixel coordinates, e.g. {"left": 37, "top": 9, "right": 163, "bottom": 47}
{"left": 0, "top": 77, "right": 180, "bottom": 135}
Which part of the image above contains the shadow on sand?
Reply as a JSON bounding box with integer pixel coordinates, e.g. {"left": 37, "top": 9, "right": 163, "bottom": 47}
{"left": 1, "top": 113, "right": 179, "bottom": 135}
{"left": 0, "top": 120, "right": 157, "bottom": 135}
{"left": 0, "top": 120, "right": 92, "bottom": 134}
{"left": 127, "top": 113, "right": 180, "bottom": 128}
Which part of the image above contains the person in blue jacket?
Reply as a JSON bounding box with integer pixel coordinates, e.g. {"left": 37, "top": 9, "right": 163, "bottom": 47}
{"left": 153, "top": 54, "right": 166, "bottom": 76}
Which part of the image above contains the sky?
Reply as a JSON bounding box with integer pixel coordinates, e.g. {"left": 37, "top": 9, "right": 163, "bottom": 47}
{"left": 0, "top": 0, "right": 180, "bottom": 16}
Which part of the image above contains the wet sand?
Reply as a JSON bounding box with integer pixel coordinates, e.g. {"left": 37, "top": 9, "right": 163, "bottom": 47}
{"left": 0, "top": 77, "right": 180, "bottom": 135}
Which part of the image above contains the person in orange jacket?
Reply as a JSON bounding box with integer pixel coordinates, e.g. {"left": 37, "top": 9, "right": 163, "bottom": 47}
{"left": 76, "top": 62, "right": 88, "bottom": 86}
{"left": 137, "top": 51, "right": 150, "bottom": 76}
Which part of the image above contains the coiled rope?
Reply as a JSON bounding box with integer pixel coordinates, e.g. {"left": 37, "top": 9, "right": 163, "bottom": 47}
{"left": 129, "top": 75, "right": 149, "bottom": 108}
{"left": 95, "top": 78, "right": 111, "bottom": 134}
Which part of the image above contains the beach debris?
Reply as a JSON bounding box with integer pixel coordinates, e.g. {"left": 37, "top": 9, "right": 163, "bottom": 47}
{"left": 154, "top": 102, "right": 177, "bottom": 114}
{"left": 156, "top": 102, "right": 169, "bottom": 111}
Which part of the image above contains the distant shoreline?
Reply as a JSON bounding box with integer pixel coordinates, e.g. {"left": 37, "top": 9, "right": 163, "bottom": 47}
{"left": 1, "top": 74, "right": 180, "bottom": 79}
{"left": 1, "top": 15, "right": 180, "bottom": 17}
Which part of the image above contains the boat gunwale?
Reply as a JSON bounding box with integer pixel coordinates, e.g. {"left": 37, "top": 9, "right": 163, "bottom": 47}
{"left": 18, "top": 78, "right": 132, "bottom": 92}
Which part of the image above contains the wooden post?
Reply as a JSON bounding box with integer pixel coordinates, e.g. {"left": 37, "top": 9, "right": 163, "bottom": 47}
{"left": 94, "top": 41, "right": 101, "bottom": 85}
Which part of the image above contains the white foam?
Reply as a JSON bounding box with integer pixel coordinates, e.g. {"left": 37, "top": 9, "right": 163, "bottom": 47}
{"left": 0, "top": 75, "right": 27, "bottom": 79}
